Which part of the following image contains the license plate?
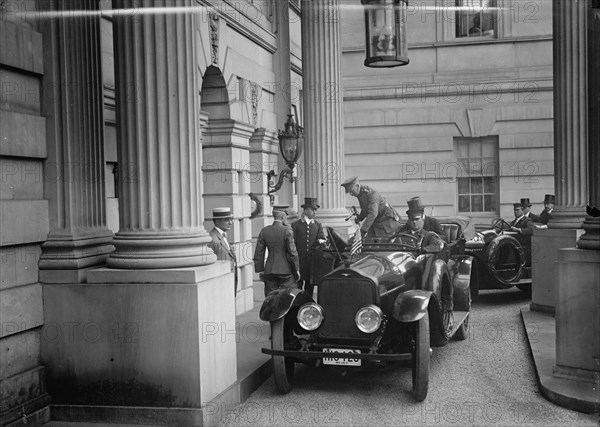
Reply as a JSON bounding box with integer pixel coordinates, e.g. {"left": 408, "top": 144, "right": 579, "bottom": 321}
{"left": 323, "top": 348, "right": 361, "bottom": 366}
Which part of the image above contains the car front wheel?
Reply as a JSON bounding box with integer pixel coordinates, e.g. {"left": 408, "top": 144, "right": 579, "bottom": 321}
{"left": 271, "top": 318, "right": 295, "bottom": 394}
{"left": 412, "top": 314, "right": 430, "bottom": 401}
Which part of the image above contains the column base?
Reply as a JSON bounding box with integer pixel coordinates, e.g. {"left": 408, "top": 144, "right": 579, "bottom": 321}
{"left": 43, "top": 262, "right": 237, "bottom": 412}
{"left": 531, "top": 228, "right": 583, "bottom": 312}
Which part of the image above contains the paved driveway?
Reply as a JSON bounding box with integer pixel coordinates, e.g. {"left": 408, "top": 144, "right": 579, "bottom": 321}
{"left": 219, "top": 288, "right": 598, "bottom": 426}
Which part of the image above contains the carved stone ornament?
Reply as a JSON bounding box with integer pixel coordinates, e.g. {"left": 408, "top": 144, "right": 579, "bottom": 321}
{"left": 209, "top": 12, "right": 219, "bottom": 66}
{"left": 251, "top": 81, "right": 259, "bottom": 129}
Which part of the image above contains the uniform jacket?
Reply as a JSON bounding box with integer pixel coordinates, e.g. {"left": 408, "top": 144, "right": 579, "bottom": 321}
{"left": 400, "top": 228, "right": 445, "bottom": 253}
{"left": 209, "top": 227, "right": 238, "bottom": 291}
{"left": 399, "top": 215, "right": 446, "bottom": 241}
{"left": 253, "top": 221, "right": 300, "bottom": 277}
{"left": 510, "top": 215, "right": 535, "bottom": 235}
{"left": 291, "top": 218, "right": 326, "bottom": 283}
{"left": 539, "top": 209, "right": 552, "bottom": 225}
{"left": 355, "top": 185, "right": 402, "bottom": 236}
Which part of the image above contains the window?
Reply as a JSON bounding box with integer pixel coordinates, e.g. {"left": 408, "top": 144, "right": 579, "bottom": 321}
{"left": 454, "top": 0, "right": 498, "bottom": 39}
{"left": 455, "top": 137, "right": 498, "bottom": 213}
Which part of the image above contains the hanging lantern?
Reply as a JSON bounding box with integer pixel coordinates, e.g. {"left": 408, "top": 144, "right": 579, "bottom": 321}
{"left": 362, "top": 0, "right": 409, "bottom": 68}
{"left": 266, "top": 111, "right": 304, "bottom": 197}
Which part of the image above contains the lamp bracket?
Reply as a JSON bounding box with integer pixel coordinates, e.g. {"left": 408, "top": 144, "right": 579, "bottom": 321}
{"left": 267, "top": 165, "right": 295, "bottom": 195}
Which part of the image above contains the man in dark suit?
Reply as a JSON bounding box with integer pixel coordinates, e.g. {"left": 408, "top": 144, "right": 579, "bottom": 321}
{"left": 253, "top": 205, "right": 300, "bottom": 297}
{"left": 398, "top": 197, "right": 446, "bottom": 242}
{"left": 341, "top": 176, "right": 402, "bottom": 238}
{"left": 538, "top": 194, "right": 555, "bottom": 225}
{"left": 396, "top": 203, "right": 445, "bottom": 253}
{"left": 510, "top": 202, "right": 536, "bottom": 235}
{"left": 520, "top": 198, "right": 541, "bottom": 223}
{"left": 291, "top": 197, "right": 326, "bottom": 298}
{"left": 208, "top": 207, "right": 238, "bottom": 296}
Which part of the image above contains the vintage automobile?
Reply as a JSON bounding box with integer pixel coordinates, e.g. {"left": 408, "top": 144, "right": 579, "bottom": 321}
{"left": 259, "top": 219, "right": 474, "bottom": 401}
{"left": 463, "top": 218, "right": 532, "bottom": 297}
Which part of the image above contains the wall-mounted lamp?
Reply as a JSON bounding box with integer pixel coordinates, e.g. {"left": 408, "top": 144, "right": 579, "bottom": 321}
{"left": 362, "top": 0, "right": 409, "bottom": 68}
{"left": 266, "top": 111, "right": 303, "bottom": 201}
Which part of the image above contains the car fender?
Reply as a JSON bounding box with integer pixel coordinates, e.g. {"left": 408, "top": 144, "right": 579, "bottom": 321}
{"left": 448, "top": 255, "right": 473, "bottom": 312}
{"left": 259, "top": 287, "right": 314, "bottom": 322}
{"left": 393, "top": 289, "right": 433, "bottom": 322}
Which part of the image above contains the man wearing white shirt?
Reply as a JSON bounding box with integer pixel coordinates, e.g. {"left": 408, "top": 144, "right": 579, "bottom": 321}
{"left": 208, "top": 207, "right": 237, "bottom": 295}
{"left": 291, "top": 197, "right": 326, "bottom": 297}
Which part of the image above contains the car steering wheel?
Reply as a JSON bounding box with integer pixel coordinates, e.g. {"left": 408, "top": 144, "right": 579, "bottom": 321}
{"left": 491, "top": 218, "right": 511, "bottom": 233}
{"left": 386, "top": 231, "right": 420, "bottom": 249}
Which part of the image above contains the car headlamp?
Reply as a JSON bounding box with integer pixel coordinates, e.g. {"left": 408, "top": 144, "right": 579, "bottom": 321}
{"left": 355, "top": 305, "right": 383, "bottom": 333}
{"left": 297, "top": 303, "right": 324, "bottom": 331}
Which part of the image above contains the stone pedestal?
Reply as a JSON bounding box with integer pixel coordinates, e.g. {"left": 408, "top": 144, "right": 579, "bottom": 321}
{"left": 43, "top": 263, "right": 236, "bottom": 425}
{"left": 531, "top": 228, "right": 583, "bottom": 314}
{"left": 555, "top": 248, "right": 600, "bottom": 383}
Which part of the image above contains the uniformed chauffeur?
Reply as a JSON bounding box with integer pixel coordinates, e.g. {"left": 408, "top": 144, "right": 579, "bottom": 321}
{"left": 291, "top": 197, "right": 326, "bottom": 298}
{"left": 341, "top": 176, "right": 402, "bottom": 238}
{"left": 398, "top": 197, "right": 446, "bottom": 242}
{"left": 399, "top": 200, "right": 445, "bottom": 253}
{"left": 509, "top": 202, "right": 536, "bottom": 235}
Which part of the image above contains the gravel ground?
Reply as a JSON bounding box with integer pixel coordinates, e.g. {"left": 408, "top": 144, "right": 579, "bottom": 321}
{"left": 219, "top": 288, "right": 599, "bottom": 426}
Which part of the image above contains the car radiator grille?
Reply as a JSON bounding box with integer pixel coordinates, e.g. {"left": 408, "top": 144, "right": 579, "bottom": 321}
{"left": 318, "top": 278, "right": 377, "bottom": 340}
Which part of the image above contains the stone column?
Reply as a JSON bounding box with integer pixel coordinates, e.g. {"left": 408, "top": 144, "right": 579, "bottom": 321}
{"left": 105, "top": 0, "right": 215, "bottom": 269}
{"left": 43, "top": 3, "right": 236, "bottom": 422}
{"left": 530, "top": 0, "right": 590, "bottom": 313}
{"left": 548, "top": 0, "right": 590, "bottom": 229}
{"left": 39, "top": 0, "right": 114, "bottom": 283}
{"left": 301, "top": 0, "right": 350, "bottom": 230}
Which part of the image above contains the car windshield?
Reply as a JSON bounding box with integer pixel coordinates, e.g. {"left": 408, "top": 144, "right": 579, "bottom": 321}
{"left": 350, "top": 255, "right": 388, "bottom": 277}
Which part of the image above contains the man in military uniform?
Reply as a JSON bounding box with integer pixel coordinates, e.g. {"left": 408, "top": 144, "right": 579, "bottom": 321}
{"left": 253, "top": 205, "right": 300, "bottom": 297}
{"left": 341, "top": 176, "right": 402, "bottom": 237}
{"left": 538, "top": 194, "right": 555, "bottom": 225}
{"left": 520, "top": 198, "right": 541, "bottom": 223}
{"left": 510, "top": 202, "right": 536, "bottom": 235}
{"left": 291, "top": 197, "right": 326, "bottom": 297}
{"left": 397, "top": 200, "right": 445, "bottom": 253}
{"left": 398, "top": 197, "right": 446, "bottom": 241}
{"left": 208, "top": 207, "right": 238, "bottom": 295}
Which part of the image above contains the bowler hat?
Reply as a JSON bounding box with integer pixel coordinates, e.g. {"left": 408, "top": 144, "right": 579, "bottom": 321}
{"left": 341, "top": 176, "right": 358, "bottom": 193}
{"left": 301, "top": 197, "right": 320, "bottom": 209}
{"left": 543, "top": 194, "right": 555, "bottom": 204}
{"left": 406, "top": 196, "right": 425, "bottom": 215}
{"left": 520, "top": 198, "right": 532, "bottom": 207}
{"left": 211, "top": 207, "right": 233, "bottom": 220}
{"left": 513, "top": 202, "right": 524, "bottom": 209}
{"left": 272, "top": 204, "right": 289, "bottom": 214}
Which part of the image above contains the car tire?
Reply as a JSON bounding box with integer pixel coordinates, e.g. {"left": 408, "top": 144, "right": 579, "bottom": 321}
{"left": 454, "top": 313, "right": 469, "bottom": 341}
{"left": 412, "top": 314, "right": 430, "bottom": 402}
{"left": 271, "top": 318, "right": 295, "bottom": 394}
{"left": 485, "top": 234, "right": 526, "bottom": 286}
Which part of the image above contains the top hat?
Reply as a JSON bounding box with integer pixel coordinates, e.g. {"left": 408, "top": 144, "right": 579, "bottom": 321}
{"left": 211, "top": 207, "right": 233, "bottom": 220}
{"left": 513, "top": 202, "right": 524, "bottom": 209}
{"left": 406, "top": 196, "right": 425, "bottom": 216}
{"left": 301, "top": 197, "right": 320, "bottom": 209}
{"left": 543, "top": 194, "right": 555, "bottom": 204}
{"left": 520, "top": 198, "right": 532, "bottom": 207}
{"left": 341, "top": 176, "right": 358, "bottom": 193}
{"left": 272, "top": 204, "right": 289, "bottom": 214}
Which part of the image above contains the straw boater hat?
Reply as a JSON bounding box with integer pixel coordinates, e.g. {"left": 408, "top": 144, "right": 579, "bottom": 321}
{"left": 520, "top": 198, "right": 533, "bottom": 207}
{"left": 543, "top": 194, "right": 555, "bottom": 204}
{"left": 301, "top": 197, "right": 320, "bottom": 209}
{"left": 341, "top": 176, "right": 358, "bottom": 193}
{"left": 406, "top": 196, "right": 425, "bottom": 217}
{"left": 211, "top": 207, "right": 233, "bottom": 220}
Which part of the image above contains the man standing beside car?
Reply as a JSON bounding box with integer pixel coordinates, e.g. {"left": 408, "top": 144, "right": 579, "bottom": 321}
{"left": 253, "top": 205, "right": 300, "bottom": 297}
{"left": 291, "top": 197, "right": 326, "bottom": 298}
{"left": 510, "top": 202, "right": 536, "bottom": 235}
{"left": 341, "top": 176, "right": 402, "bottom": 238}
